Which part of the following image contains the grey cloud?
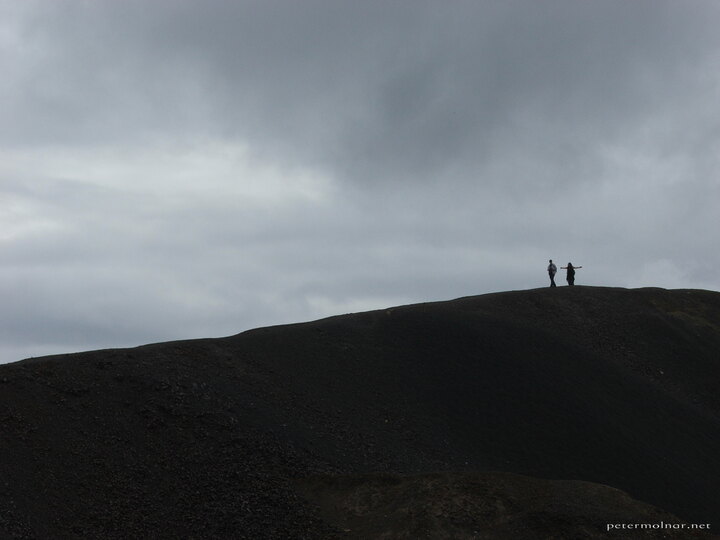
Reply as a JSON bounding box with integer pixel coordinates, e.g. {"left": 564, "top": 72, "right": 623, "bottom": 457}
{"left": 6, "top": 1, "right": 720, "bottom": 183}
{"left": 1, "top": 0, "right": 720, "bottom": 363}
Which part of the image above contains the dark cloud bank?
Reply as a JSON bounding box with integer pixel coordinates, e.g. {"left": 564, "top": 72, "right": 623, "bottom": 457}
{"left": 1, "top": 0, "right": 719, "bottom": 361}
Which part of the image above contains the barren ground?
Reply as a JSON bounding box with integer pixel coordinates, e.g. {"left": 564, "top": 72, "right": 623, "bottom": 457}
{"left": 1, "top": 286, "right": 719, "bottom": 538}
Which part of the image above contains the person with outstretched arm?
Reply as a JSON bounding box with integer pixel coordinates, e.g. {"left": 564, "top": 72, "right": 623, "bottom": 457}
{"left": 561, "top": 262, "right": 582, "bottom": 286}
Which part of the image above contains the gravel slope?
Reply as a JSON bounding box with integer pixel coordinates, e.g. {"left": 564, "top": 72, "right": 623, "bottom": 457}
{"left": 1, "top": 286, "right": 718, "bottom": 538}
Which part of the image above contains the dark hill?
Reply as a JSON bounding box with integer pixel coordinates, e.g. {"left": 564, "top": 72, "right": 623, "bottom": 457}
{"left": 1, "top": 286, "right": 719, "bottom": 538}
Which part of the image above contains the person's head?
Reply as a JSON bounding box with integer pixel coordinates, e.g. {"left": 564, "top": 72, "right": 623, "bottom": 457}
{"left": 568, "top": 262, "right": 573, "bottom": 268}
{"left": 549, "top": 259, "right": 553, "bottom": 263}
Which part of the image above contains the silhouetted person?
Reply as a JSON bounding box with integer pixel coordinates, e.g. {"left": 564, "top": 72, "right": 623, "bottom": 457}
{"left": 561, "top": 262, "right": 582, "bottom": 286}
{"left": 547, "top": 259, "right": 557, "bottom": 287}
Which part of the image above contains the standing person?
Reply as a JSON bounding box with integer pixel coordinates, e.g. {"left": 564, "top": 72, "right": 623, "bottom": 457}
{"left": 547, "top": 259, "right": 557, "bottom": 287}
{"left": 561, "top": 262, "right": 582, "bottom": 286}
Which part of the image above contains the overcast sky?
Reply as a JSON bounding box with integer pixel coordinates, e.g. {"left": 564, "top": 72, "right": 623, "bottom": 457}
{"left": 1, "top": 0, "right": 719, "bottom": 363}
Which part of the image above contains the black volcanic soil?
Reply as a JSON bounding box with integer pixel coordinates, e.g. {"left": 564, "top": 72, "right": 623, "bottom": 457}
{"left": 296, "top": 472, "right": 706, "bottom": 539}
{"left": 1, "top": 286, "right": 719, "bottom": 538}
